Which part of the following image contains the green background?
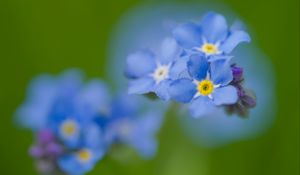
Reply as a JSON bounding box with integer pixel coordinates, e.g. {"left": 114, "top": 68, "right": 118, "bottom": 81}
{"left": 0, "top": 0, "right": 299, "bottom": 175}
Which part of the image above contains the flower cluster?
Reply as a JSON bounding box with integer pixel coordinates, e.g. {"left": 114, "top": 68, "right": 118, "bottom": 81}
{"left": 126, "top": 12, "right": 256, "bottom": 118}
{"left": 16, "top": 11, "right": 259, "bottom": 175}
{"left": 16, "top": 70, "right": 164, "bottom": 175}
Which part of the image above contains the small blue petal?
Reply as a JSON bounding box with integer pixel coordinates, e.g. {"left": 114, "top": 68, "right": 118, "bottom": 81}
{"left": 169, "top": 57, "right": 189, "bottom": 80}
{"left": 131, "top": 112, "right": 163, "bottom": 158}
{"left": 173, "top": 22, "right": 202, "bottom": 49}
{"left": 126, "top": 50, "right": 156, "bottom": 78}
{"left": 110, "top": 94, "right": 140, "bottom": 118}
{"left": 200, "top": 12, "right": 228, "bottom": 43}
{"left": 212, "top": 86, "right": 238, "bottom": 105}
{"left": 58, "top": 150, "right": 102, "bottom": 175}
{"left": 16, "top": 75, "right": 57, "bottom": 130}
{"left": 159, "top": 37, "right": 181, "bottom": 64}
{"left": 131, "top": 136, "right": 157, "bottom": 159}
{"left": 58, "top": 154, "right": 85, "bottom": 175}
{"left": 220, "top": 30, "right": 251, "bottom": 54}
{"left": 57, "top": 69, "right": 84, "bottom": 97}
{"left": 83, "top": 123, "right": 105, "bottom": 149}
{"left": 189, "top": 96, "right": 217, "bottom": 118}
{"left": 128, "top": 77, "right": 155, "bottom": 95}
{"left": 187, "top": 54, "right": 209, "bottom": 81}
{"left": 209, "top": 55, "right": 232, "bottom": 62}
{"left": 154, "top": 79, "right": 172, "bottom": 100}
{"left": 210, "top": 59, "right": 233, "bottom": 86}
{"left": 169, "top": 78, "right": 196, "bottom": 103}
{"left": 76, "top": 80, "right": 110, "bottom": 117}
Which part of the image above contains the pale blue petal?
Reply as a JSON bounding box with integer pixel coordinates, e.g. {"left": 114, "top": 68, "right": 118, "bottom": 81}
{"left": 169, "top": 57, "right": 189, "bottom": 80}
{"left": 155, "top": 79, "right": 172, "bottom": 100}
{"left": 132, "top": 136, "right": 157, "bottom": 159}
{"left": 210, "top": 59, "right": 233, "bottom": 86}
{"left": 15, "top": 75, "right": 57, "bottom": 130}
{"left": 187, "top": 54, "right": 209, "bottom": 81}
{"left": 159, "top": 37, "right": 181, "bottom": 64}
{"left": 16, "top": 104, "right": 49, "bottom": 131}
{"left": 209, "top": 55, "right": 232, "bottom": 62}
{"left": 126, "top": 50, "right": 156, "bottom": 78}
{"left": 76, "top": 79, "right": 110, "bottom": 117}
{"left": 57, "top": 69, "right": 84, "bottom": 97}
{"left": 172, "top": 22, "right": 202, "bottom": 49}
{"left": 131, "top": 112, "right": 163, "bottom": 158}
{"left": 58, "top": 150, "right": 100, "bottom": 175}
{"left": 83, "top": 123, "right": 105, "bottom": 149}
{"left": 110, "top": 94, "right": 139, "bottom": 117}
{"left": 200, "top": 12, "right": 228, "bottom": 43}
{"left": 189, "top": 96, "right": 217, "bottom": 118}
{"left": 220, "top": 30, "right": 251, "bottom": 54}
{"left": 169, "top": 78, "right": 196, "bottom": 103}
{"left": 128, "top": 77, "right": 155, "bottom": 94}
{"left": 212, "top": 86, "right": 238, "bottom": 105}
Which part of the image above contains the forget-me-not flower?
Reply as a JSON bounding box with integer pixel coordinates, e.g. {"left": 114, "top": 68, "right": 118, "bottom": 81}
{"left": 173, "top": 12, "right": 250, "bottom": 57}
{"left": 58, "top": 123, "right": 106, "bottom": 175}
{"left": 126, "top": 37, "right": 186, "bottom": 100}
{"left": 169, "top": 54, "right": 238, "bottom": 117}
{"left": 16, "top": 69, "right": 109, "bottom": 175}
{"left": 105, "top": 94, "right": 164, "bottom": 158}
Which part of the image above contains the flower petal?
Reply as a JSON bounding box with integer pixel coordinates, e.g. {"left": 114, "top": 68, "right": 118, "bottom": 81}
{"left": 189, "top": 96, "right": 217, "bottom": 118}
{"left": 169, "top": 78, "right": 196, "bottom": 103}
{"left": 212, "top": 86, "right": 238, "bottom": 105}
{"left": 187, "top": 54, "right": 209, "bottom": 81}
{"left": 172, "top": 22, "right": 202, "bottom": 49}
{"left": 126, "top": 50, "right": 156, "bottom": 78}
{"left": 220, "top": 30, "right": 251, "bottom": 54}
{"left": 169, "top": 57, "right": 189, "bottom": 79}
{"left": 155, "top": 79, "right": 172, "bottom": 100}
{"left": 210, "top": 59, "right": 233, "bottom": 86}
{"left": 131, "top": 111, "right": 163, "bottom": 158}
{"left": 200, "top": 12, "right": 228, "bottom": 43}
{"left": 128, "top": 77, "right": 155, "bottom": 95}
{"left": 159, "top": 37, "right": 181, "bottom": 64}
{"left": 76, "top": 80, "right": 110, "bottom": 117}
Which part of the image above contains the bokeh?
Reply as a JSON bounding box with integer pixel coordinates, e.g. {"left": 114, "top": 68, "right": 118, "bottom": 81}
{"left": 0, "top": 0, "right": 299, "bottom": 175}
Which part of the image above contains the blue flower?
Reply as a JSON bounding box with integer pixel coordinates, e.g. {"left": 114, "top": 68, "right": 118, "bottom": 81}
{"left": 16, "top": 69, "right": 84, "bottom": 131}
{"left": 105, "top": 94, "right": 164, "bottom": 158}
{"left": 169, "top": 54, "right": 238, "bottom": 117}
{"left": 16, "top": 69, "right": 110, "bottom": 174}
{"left": 126, "top": 37, "right": 186, "bottom": 100}
{"left": 58, "top": 123, "right": 106, "bottom": 175}
{"left": 173, "top": 12, "right": 250, "bottom": 57}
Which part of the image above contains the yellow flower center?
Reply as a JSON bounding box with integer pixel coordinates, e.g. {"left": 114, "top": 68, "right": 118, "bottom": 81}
{"left": 60, "top": 120, "right": 78, "bottom": 137}
{"left": 201, "top": 43, "right": 219, "bottom": 54}
{"left": 197, "top": 80, "right": 214, "bottom": 96}
{"left": 77, "top": 149, "right": 92, "bottom": 163}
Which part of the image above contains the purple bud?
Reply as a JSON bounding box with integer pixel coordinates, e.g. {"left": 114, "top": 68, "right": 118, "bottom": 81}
{"left": 231, "top": 66, "right": 243, "bottom": 82}
{"left": 29, "top": 145, "right": 44, "bottom": 158}
{"left": 38, "top": 129, "right": 54, "bottom": 145}
{"left": 45, "top": 142, "right": 63, "bottom": 156}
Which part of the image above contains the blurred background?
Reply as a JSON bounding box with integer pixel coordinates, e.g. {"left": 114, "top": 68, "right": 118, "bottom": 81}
{"left": 0, "top": 0, "right": 299, "bottom": 175}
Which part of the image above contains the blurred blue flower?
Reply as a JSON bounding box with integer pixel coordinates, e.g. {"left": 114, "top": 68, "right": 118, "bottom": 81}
{"left": 126, "top": 37, "right": 186, "bottom": 100}
{"left": 105, "top": 94, "right": 164, "bottom": 158}
{"left": 173, "top": 11, "right": 250, "bottom": 57}
{"left": 16, "top": 69, "right": 109, "bottom": 175}
{"left": 169, "top": 54, "right": 238, "bottom": 117}
{"left": 58, "top": 123, "right": 106, "bottom": 175}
